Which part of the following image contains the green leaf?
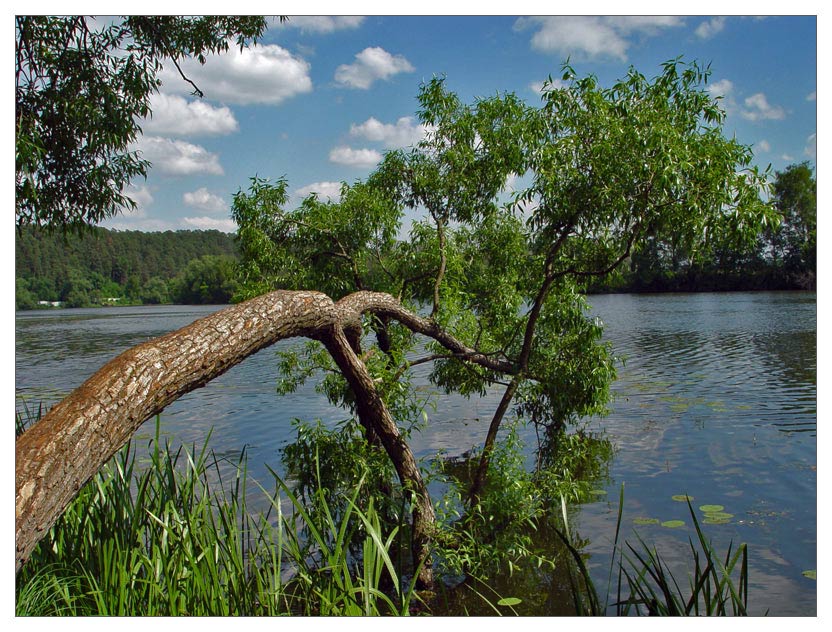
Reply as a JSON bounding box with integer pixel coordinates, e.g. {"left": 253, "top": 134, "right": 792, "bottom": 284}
{"left": 497, "top": 597, "right": 522, "bottom": 607}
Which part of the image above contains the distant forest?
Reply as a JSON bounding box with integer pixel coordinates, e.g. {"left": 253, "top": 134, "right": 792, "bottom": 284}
{"left": 16, "top": 227, "right": 240, "bottom": 309}
{"left": 15, "top": 161, "right": 816, "bottom": 310}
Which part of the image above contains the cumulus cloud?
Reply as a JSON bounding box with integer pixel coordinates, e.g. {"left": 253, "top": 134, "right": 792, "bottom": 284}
{"left": 121, "top": 183, "right": 154, "bottom": 214}
{"left": 740, "top": 93, "right": 786, "bottom": 121}
{"left": 181, "top": 216, "right": 238, "bottom": 233}
{"left": 335, "top": 47, "right": 414, "bottom": 89}
{"left": 136, "top": 136, "right": 224, "bottom": 176}
{"left": 707, "top": 78, "right": 734, "bottom": 98}
{"left": 533, "top": 77, "right": 568, "bottom": 94}
{"left": 294, "top": 181, "right": 343, "bottom": 202}
{"left": 328, "top": 146, "right": 383, "bottom": 168}
{"left": 183, "top": 187, "right": 227, "bottom": 213}
{"left": 756, "top": 139, "right": 771, "bottom": 153}
{"left": 142, "top": 94, "right": 238, "bottom": 137}
{"left": 159, "top": 43, "right": 312, "bottom": 105}
{"left": 695, "top": 17, "right": 727, "bottom": 39}
{"left": 807, "top": 91, "right": 816, "bottom": 101}
{"left": 804, "top": 133, "right": 816, "bottom": 159}
{"left": 105, "top": 217, "right": 180, "bottom": 232}
{"left": 513, "top": 16, "right": 684, "bottom": 61}
{"left": 349, "top": 116, "right": 427, "bottom": 148}
{"left": 282, "top": 16, "right": 364, "bottom": 33}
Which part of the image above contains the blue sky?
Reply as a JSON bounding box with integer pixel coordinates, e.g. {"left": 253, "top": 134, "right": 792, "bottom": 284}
{"left": 95, "top": 9, "right": 818, "bottom": 235}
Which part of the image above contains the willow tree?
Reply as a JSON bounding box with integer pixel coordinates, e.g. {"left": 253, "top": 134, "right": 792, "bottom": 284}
{"left": 15, "top": 15, "right": 268, "bottom": 231}
{"left": 17, "top": 59, "right": 773, "bottom": 587}
{"left": 229, "top": 59, "right": 773, "bottom": 584}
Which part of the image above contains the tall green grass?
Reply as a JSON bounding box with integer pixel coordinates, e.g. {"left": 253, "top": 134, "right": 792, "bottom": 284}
{"left": 16, "top": 409, "right": 754, "bottom": 616}
{"left": 15, "top": 417, "right": 421, "bottom": 616}
{"left": 554, "top": 485, "right": 752, "bottom": 616}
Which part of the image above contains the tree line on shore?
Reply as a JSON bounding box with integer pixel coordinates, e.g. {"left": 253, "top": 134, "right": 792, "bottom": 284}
{"left": 15, "top": 227, "right": 240, "bottom": 309}
{"left": 15, "top": 160, "right": 815, "bottom": 311}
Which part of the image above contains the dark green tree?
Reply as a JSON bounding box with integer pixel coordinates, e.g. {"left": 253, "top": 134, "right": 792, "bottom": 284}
{"left": 768, "top": 162, "right": 816, "bottom": 286}
{"left": 233, "top": 60, "right": 774, "bottom": 580}
{"left": 171, "top": 255, "right": 240, "bottom": 304}
{"left": 15, "top": 15, "right": 268, "bottom": 231}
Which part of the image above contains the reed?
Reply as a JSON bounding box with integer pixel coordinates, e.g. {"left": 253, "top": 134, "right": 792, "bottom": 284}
{"left": 15, "top": 416, "right": 419, "bottom": 616}
{"left": 555, "top": 485, "right": 752, "bottom": 616}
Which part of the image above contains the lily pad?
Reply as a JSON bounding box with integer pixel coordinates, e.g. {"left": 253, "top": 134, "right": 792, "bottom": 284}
{"left": 703, "top": 516, "right": 732, "bottom": 525}
{"left": 497, "top": 597, "right": 523, "bottom": 607}
{"left": 699, "top": 504, "right": 725, "bottom": 513}
{"left": 672, "top": 494, "right": 694, "bottom": 502}
{"left": 661, "top": 520, "right": 686, "bottom": 528}
{"left": 802, "top": 570, "right": 816, "bottom": 580}
{"left": 703, "top": 511, "right": 733, "bottom": 521}
{"left": 633, "top": 517, "right": 660, "bottom": 525}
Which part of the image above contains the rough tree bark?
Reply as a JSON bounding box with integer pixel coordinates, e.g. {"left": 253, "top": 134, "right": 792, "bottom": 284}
{"left": 15, "top": 290, "right": 436, "bottom": 585}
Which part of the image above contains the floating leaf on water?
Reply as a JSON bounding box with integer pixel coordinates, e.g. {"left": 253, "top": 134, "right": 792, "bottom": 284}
{"left": 672, "top": 494, "right": 694, "bottom": 502}
{"left": 588, "top": 489, "right": 607, "bottom": 496}
{"left": 703, "top": 511, "right": 733, "bottom": 520}
{"left": 802, "top": 570, "right": 816, "bottom": 580}
{"left": 661, "top": 520, "right": 685, "bottom": 528}
{"left": 699, "top": 504, "right": 725, "bottom": 513}
{"left": 497, "top": 597, "right": 523, "bottom": 607}
{"left": 703, "top": 516, "right": 732, "bottom": 525}
{"left": 633, "top": 517, "right": 660, "bottom": 525}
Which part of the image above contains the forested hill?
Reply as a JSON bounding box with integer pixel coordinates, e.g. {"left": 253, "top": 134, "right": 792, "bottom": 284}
{"left": 16, "top": 227, "right": 240, "bottom": 309}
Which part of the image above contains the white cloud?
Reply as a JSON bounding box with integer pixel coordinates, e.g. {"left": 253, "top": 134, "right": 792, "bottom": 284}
{"left": 183, "top": 187, "right": 227, "bottom": 213}
{"left": 136, "top": 136, "right": 224, "bottom": 176}
{"left": 707, "top": 78, "right": 734, "bottom": 98}
{"left": 740, "top": 93, "right": 786, "bottom": 121}
{"left": 513, "top": 16, "right": 684, "bottom": 61}
{"left": 181, "top": 216, "right": 238, "bottom": 233}
{"left": 530, "top": 78, "right": 568, "bottom": 94}
{"left": 335, "top": 47, "right": 414, "bottom": 89}
{"left": 282, "top": 16, "right": 364, "bottom": 33}
{"left": 756, "top": 139, "right": 771, "bottom": 153}
{"left": 350, "top": 116, "right": 427, "bottom": 148}
{"left": 804, "top": 133, "right": 816, "bottom": 159}
{"left": 329, "top": 146, "right": 383, "bottom": 168}
{"left": 105, "top": 217, "right": 180, "bottom": 232}
{"left": 807, "top": 91, "right": 816, "bottom": 101}
{"left": 142, "top": 94, "right": 238, "bottom": 137}
{"left": 121, "top": 184, "right": 154, "bottom": 214}
{"left": 159, "top": 43, "right": 312, "bottom": 105}
{"left": 695, "top": 17, "right": 726, "bottom": 39}
{"left": 781, "top": 153, "right": 795, "bottom": 162}
{"left": 295, "top": 181, "right": 343, "bottom": 202}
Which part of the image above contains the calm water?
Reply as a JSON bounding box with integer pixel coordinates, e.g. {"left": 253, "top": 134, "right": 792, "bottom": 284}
{"left": 15, "top": 292, "right": 817, "bottom": 615}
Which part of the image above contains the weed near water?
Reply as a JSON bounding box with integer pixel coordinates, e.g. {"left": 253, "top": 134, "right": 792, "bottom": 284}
{"left": 15, "top": 416, "right": 422, "bottom": 616}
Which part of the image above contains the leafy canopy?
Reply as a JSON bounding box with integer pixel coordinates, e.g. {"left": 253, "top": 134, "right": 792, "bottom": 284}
{"left": 15, "top": 15, "right": 268, "bottom": 232}
{"left": 233, "top": 59, "right": 773, "bottom": 447}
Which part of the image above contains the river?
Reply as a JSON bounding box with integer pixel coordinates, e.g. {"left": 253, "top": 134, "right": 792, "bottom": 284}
{"left": 15, "top": 291, "right": 817, "bottom": 615}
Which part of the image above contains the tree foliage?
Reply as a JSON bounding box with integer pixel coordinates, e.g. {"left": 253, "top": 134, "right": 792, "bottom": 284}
{"left": 233, "top": 58, "right": 774, "bottom": 528}
{"left": 15, "top": 226, "right": 238, "bottom": 308}
{"left": 15, "top": 15, "right": 267, "bottom": 231}
{"left": 769, "top": 162, "right": 816, "bottom": 276}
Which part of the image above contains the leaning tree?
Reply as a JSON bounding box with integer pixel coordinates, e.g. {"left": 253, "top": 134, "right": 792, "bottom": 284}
{"left": 16, "top": 60, "right": 774, "bottom": 588}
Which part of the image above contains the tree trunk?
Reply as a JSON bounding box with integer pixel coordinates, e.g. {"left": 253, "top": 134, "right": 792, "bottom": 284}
{"left": 318, "top": 323, "right": 435, "bottom": 588}
{"left": 15, "top": 289, "right": 436, "bottom": 583}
